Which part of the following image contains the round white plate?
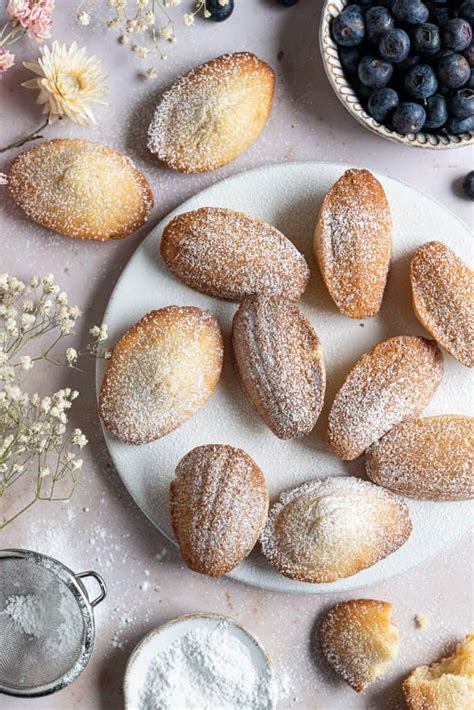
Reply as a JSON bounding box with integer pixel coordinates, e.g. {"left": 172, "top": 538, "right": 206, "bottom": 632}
{"left": 123, "top": 613, "right": 273, "bottom": 710}
{"left": 97, "top": 161, "right": 473, "bottom": 594}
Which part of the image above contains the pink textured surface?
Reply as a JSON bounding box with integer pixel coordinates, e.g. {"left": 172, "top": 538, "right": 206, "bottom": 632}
{"left": 0, "top": 1, "right": 473, "bottom": 708}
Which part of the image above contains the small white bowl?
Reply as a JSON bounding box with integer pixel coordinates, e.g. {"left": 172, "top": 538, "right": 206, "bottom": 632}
{"left": 124, "top": 613, "right": 275, "bottom": 710}
{"left": 319, "top": 0, "right": 474, "bottom": 149}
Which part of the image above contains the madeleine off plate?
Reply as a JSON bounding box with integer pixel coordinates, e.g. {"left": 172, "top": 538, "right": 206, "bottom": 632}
{"left": 96, "top": 161, "right": 473, "bottom": 594}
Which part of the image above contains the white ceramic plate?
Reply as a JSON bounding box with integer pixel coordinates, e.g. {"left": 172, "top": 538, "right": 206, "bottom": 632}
{"left": 123, "top": 613, "right": 273, "bottom": 710}
{"left": 97, "top": 161, "right": 473, "bottom": 594}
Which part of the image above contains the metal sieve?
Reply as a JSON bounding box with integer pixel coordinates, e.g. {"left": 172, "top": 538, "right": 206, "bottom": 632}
{"left": 0, "top": 548, "right": 106, "bottom": 698}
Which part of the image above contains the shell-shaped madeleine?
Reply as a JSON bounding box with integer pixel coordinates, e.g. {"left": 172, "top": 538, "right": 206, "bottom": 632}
{"left": 232, "top": 296, "right": 325, "bottom": 439}
{"left": 8, "top": 139, "right": 153, "bottom": 241}
{"left": 327, "top": 336, "right": 444, "bottom": 461}
{"left": 320, "top": 599, "right": 400, "bottom": 692}
{"left": 403, "top": 635, "right": 474, "bottom": 710}
{"left": 99, "top": 307, "right": 223, "bottom": 445}
{"left": 410, "top": 241, "right": 474, "bottom": 368}
{"left": 314, "top": 169, "right": 392, "bottom": 319}
{"left": 366, "top": 415, "right": 474, "bottom": 501}
{"left": 161, "top": 207, "right": 309, "bottom": 302}
{"left": 170, "top": 444, "right": 269, "bottom": 577}
{"left": 260, "top": 477, "right": 412, "bottom": 583}
{"left": 147, "top": 52, "right": 275, "bottom": 173}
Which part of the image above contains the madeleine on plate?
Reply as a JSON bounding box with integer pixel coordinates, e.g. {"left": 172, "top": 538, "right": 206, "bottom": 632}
{"left": 8, "top": 139, "right": 153, "bottom": 241}
{"left": 170, "top": 444, "right": 269, "bottom": 577}
{"left": 98, "top": 307, "right": 223, "bottom": 445}
{"left": 259, "top": 477, "right": 411, "bottom": 583}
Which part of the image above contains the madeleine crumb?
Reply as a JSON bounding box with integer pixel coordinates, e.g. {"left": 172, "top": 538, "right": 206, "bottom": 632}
{"left": 414, "top": 613, "right": 429, "bottom": 629}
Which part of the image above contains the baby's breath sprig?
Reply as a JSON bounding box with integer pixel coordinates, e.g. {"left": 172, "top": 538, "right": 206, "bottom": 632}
{"left": 0, "top": 273, "right": 110, "bottom": 529}
{"left": 76, "top": 0, "right": 189, "bottom": 78}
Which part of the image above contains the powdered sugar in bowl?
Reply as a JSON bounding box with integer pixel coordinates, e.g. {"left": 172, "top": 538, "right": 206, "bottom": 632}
{"left": 124, "top": 613, "right": 276, "bottom": 710}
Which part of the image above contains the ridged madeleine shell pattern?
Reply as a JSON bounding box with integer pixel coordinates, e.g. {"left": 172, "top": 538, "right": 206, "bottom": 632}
{"left": 232, "top": 296, "right": 325, "bottom": 439}
{"left": 170, "top": 444, "right": 269, "bottom": 577}
{"left": 319, "top": 1, "right": 473, "bottom": 149}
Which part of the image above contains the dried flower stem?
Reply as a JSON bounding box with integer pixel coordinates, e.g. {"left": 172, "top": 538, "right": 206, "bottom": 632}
{"left": 0, "top": 117, "right": 50, "bottom": 155}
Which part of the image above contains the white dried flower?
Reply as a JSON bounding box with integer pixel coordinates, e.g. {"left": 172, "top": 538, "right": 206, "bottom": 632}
{"left": 146, "top": 67, "right": 157, "bottom": 79}
{"left": 20, "top": 313, "right": 36, "bottom": 330}
{"left": 39, "top": 466, "right": 50, "bottom": 478}
{"left": 159, "top": 25, "right": 175, "bottom": 41}
{"left": 183, "top": 12, "right": 194, "bottom": 26}
{"left": 77, "top": 10, "right": 91, "bottom": 25}
{"left": 66, "top": 347, "right": 78, "bottom": 365}
{"left": 72, "top": 458, "right": 83, "bottom": 470}
{"left": 20, "top": 355, "right": 34, "bottom": 371}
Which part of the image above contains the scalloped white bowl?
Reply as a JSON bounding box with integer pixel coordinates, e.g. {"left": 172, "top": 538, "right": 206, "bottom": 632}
{"left": 320, "top": 0, "right": 474, "bottom": 149}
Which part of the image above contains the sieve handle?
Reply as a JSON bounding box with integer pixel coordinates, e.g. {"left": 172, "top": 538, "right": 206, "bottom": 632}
{"left": 75, "top": 570, "right": 107, "bottom": 607}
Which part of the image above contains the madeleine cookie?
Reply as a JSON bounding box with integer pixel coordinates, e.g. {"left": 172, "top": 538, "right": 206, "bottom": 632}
{"left": 327, "top": 336, "right": 444, "bottom": 461}
{"left": 411, "top": 241, "right": 474, "bottom": 368}
{"left": 170, "top": 444, "right": 269, "bottom": 577}
{"left": 259, "top": 477, "right": 411, "bottom": 583}
{"left": 8, "top": 139, "right": 153, "bottom": 241}
{"left": 161, "top": 207, "right": 309, "bottom": 302}
{"left": 147, "top": 52, "right": 275, "bottom": 173}
{"left": 403, "top": 635, "right": 474, "bottom": 710}
{"left": 98, "top": 307, "right": 223, "bottom": 444}
{"left": 232, "top": 296, "right": 325, "bottom": 439}
{"left": 366, "top": 415, "right": 474, "bottom": 501}
{"left": 320, "top": 599, "right": 400, "bottom": 692}
{"left": 314, "top": 169, "right": 392, "bottom": 319}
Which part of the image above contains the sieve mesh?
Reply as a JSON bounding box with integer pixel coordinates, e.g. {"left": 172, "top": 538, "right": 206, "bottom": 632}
{"left": 0, "top": 556, "right": 85, "bottom": 690}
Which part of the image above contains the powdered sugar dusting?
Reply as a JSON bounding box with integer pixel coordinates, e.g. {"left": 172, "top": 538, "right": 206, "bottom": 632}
{"left": 232, "top": 295, "right": 325, "bottom": 439}
{"left": 99, "top": 306, "right": 224, "bottom": 444}
{"left": 411, "top": 240, "right": 474, "bottom": 368}
{"left": 366, "top": 415, "right": 474, "bottom": 500}
{"left": 170, "top": 444, "right": 268, "bottom": 576}
{"left": 161, "top": 207, "right": 309, "bottom": 301}
{"left": 260, "top": 477, "right": 411, "bottom": 583}
{"left": 327, "top": 335, "right": 444, "bottom": 460}
{"left": 147, "top": 52, "right": 274, "bottom": 173}
{"left": 8, "top": 139, "right": 153, "bottom": 241}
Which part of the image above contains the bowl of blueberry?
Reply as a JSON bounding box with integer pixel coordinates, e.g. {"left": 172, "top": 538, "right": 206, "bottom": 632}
{"left": 320, "top": 0, "right": 473, "bottom": 148}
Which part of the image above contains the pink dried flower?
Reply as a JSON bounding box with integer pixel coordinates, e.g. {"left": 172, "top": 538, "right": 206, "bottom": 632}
{"left": 0, "top": 49, "right": 15, "bottom": 73}
{"left": 24, "top": 4, "right": 53, "bottom": 40}
{"left": 6, "top": 0, "right": 30, "bottom": 22}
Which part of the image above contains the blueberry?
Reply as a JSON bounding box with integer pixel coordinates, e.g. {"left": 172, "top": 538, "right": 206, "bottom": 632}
{"left": 368, "top": 86, "right": 400, "bottom": 120}
{"left": 405, "top": 64, "right": 438, "bottom": 97}
{"left": 205, "top": 0, "right": 234, "bottom": 21}
{"left": 437, "top": 52, "right": 471, "bottom": 88}
{"left": 279, "top": 0, "right": 299, "bottom": 5}
{"left": 339, "top": 46, "right": 361, "bottom": 73}
{"left": 447, "top": 88, "right": 474, "bottom": 117}
{"left": 424, "top": 93, "right": 448, "bottom": 127}
{"left": 392, "top": 0, "right": 429, "bottom": 24}
{"left": 379, "top": 28, "right": 411, "bottom": 62}
{"left": 442, "top": 18, "right": 473, "bottom": 51}
{"left": 331, "top": 7, "right": 365, "bottom": 46}
{"left": 446, "top": 114, "right": 474, "bottom": 132}
{"left": 358, "top": 54, "right": 394, "bottom": 86}
{"left": 392, "top": 101, "right": 427, "bottom": 132}
{"left": 412, "top": 23, "right": 441, "bottom": 55}
{"left": 462, "top": 170, "right": 474, "bottom": 199}
{"left": 365, "top": 6, "right": 394, "bottom": 42}
{"left": 463, "top": 42, "right": 474, "bottom": 66}
{"left": 458, "top": 0, "right": 474, "bottom": 26}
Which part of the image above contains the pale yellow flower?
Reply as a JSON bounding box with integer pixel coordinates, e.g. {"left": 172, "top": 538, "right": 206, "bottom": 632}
{"left": 22, "top": 41, "right": 108, "bottom": 125}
